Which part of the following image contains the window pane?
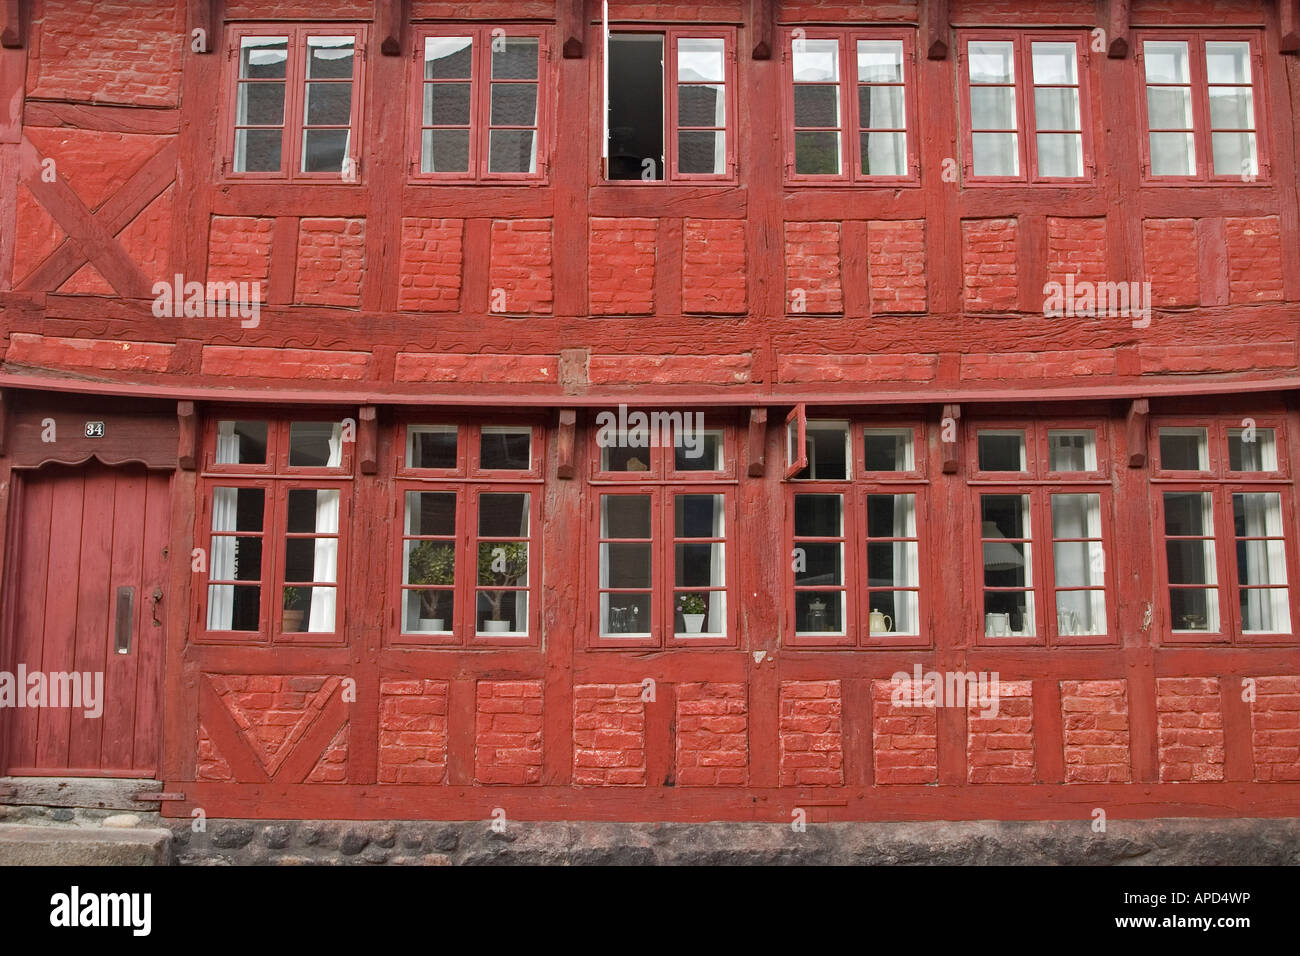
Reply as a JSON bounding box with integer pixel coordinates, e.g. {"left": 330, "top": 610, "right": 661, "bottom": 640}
{"left": 425, "top": 37, "right": 472, "bottom": 79}
{"left": 1034, "top": 86, "right": 1079, "bottom": 130}
{"left": 861, "top": 131, "right": 906, "bottom": 174}
{"left": 286, "top": 488, "right": 339, "bottom": 535}
{"left": 602, "top": 593, "right": 651, "bottom": 635}
{"left": 978, "top": 431, "right": 1026, "bottom": 471}
{"left": 408, "top": 426, "right": 457, "bottom": 469}
{"left": 302, "top": 129, "right": 349, "bottom": 173}
{"left": 426, "top": 83, "right": 472, "bottom": 125}
{"left": 1146, "top": 87, "right": 1193, "bottom": 129}
{"left": 601, "top": 542, "right": 650, "bottom": 588}
{"left": 792, "top": 424, "right": 850, "bottom": 480}
{"left": 234, "top": 129, "right": 282, "bottom": 173}
{"left": 404, "top": 586, "right": 452, "bottom": 633}
{"left": 1205, "top": 41, "right": 1251, "bottom": 84}
{"left": 215, "top": 421, "right": 268, "bottom": 465}
{"left": 1149, "top": 132, "right": 1196, "bottom": 175}
{"left": 675, "top": 494, "right": 725, "bottom": 538}
{"left": 1240, "top": 588, "right": 1290, "bottom": 634}
{"left": 984, "top": 590, "right": 1035, "bottom": 637}
{"left": 795, "top": 591, "right": 844, "bottom": 633}
{"left": 1056, "top": 590, "right": 1106, "bottom": 636}
{"left": 675, "top": 543, "right": 724, "bottom": 587}
{"left": 794, "top": 494, "right": 842, "bottom": 537}
{"left": 970, "top": 86, "right": 1016, "bottom": 129}
{"left": 1037, "top": 133, "right": 1083, "bottom": 177}
{"left": 289, "top": 422, "right": 342, "bottom": 467}
{"left": 1031, "top": 42, "right": 1077, "bottom": 84}
{"left": 1051, "top": 493, "right": 1102, "bottom": 540}
{"left": 859, "top": 85, "right": 904, "bottom": 128}
{"left": 607, "top": 33, "right": 665, "bottom": 181}
{"left": 795, "top": 131, "right": 840, "bottom": 174}
{"left": 1211, "top": 131, "right": 1257, "bottom": 178}
{"left": 972, "top": 132, "right": 1018, "bottom": 176}
{"left": 796, "top": 543, "right": 843, "bottom": 586}
{"left": 307, "top": 37, "right": 354, "bottom": 79}
{"left": 1164, "top": 491, "right": 1213, "bottom": 538}
{"left": 1159, "top": 428, "right": 1208, "bottom": 471}
{"left": 866, "top": 493, "right": 916, "bottom": 538}
{"left": 240, "top": 37, "right": 288, "bottom": 79}
{"left": 1170, "top": 587, "right": 1217, "bottom": 631}
{"left": 489, "top": 130, "right": 537, "bottom": 173}
{"left": 1228, "top": 427, "right": 1277, "bottom": 471}
{"left": 237, "top": 83, "right": 285, "bottom": 126}
{"left": 675, "top": 430, "right": 724, "bottom": 471}
{"left": 422, "top": 129, "right": 470, "bottom": 173}
{"left": 968, "top": 41, "right": 1014, "bottom": 84}
{"left": 208, "top": 585, "right": 261, "bottom": 631}
{"left": 212, "top": 486, "right": 265, "bottom": 533}
{"left": 863, "top": 429, "right": 914, "bottom": 472}
{"left": 794, "top": 85, "right": 840, "bottom": 127}
{"left": 477, "top": 541, "right": 529, "bottom": 586}
{"left": 869, "top": 591, "right": 918, "bottom": 635}
{"left": 602, "top": 495, "right": 651, "bottom": 538}
{"left": 857, "top": 40, "right": 903, "bottom": 82}
{"left": 793, "top": 39, "right": 838, "bottom": 82}
{"left": 1048, "top": 430, "right": 1097, "bottom": 471}
{"left": 211, "top": 536, "right": 262, "bottom": 580}
{"left": 1144, "top": 41, "right": 1190, "bottom": 84}
{"left": 678, "top": 130, "right": 725, "bottom": 174}
{"left": 490, "top": 84, "right": 538, "bottom": 126}
{"left": 678, "top": 37, "right": 725, "bottom": 82}
{"left": 405, "top": 491, "right": 456, "bottom": 536}
{"left": 305, "top": 82, "right": 353, "bottom": 126}
{"left": 492, "top": 36, "right": 538, "bottom": 80}
{"left": 477, "top": 590, "right": 527, "bottom": 633}
{"left": 1209, "top": 87, "right": 1255, "bottom": 130}
{"left": 478, "top": 493, "right": 530, "bottom": 537}
{"left": 679, "top": 84, "right": 726, "bottom": 126}
{"left": 479, "top": 427, "right": 531, "bottom": 470}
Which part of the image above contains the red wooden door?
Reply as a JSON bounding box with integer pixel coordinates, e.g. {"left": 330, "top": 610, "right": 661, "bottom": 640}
{"left": 2, "top": 463, "right": 170, "bottom": 777}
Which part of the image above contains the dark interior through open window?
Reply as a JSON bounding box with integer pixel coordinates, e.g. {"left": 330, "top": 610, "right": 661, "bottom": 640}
{"left": 607, "top": 33, "right": 664, "bottom": 180}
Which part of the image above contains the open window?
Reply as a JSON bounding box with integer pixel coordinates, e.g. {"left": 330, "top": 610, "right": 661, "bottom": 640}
{"left": 603, "top": 26, "right": 736, "bottom": 182}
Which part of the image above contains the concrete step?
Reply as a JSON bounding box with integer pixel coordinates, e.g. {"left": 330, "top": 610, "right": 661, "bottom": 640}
{"left": 0, "top": 824, "right": 171, "bottom": 866}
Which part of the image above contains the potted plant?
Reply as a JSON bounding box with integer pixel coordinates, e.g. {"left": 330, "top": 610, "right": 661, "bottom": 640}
{"left": 406, "top": 541, "right": 455, "bottom": 631}
{"left": 478, "top": 542, "right": 529, "bottom": 632}
{"left": 282, "top": 586, "right": 308, "bottom": 633}
{"left": 677, "top": 593, "right": 707, "bottom": 634}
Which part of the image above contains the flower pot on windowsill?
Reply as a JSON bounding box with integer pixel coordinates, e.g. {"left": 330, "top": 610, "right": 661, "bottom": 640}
{"left": 483, "top": 619, "right": 512, "bottom": 633}
{"left": 415, "top": 617, "right": 444, "bottom": 632}
{"left": 282, "top": 609, "right": 306, "bottom": 633}
{"left": 682, "top": 613, "right": 706, "bottom": 634}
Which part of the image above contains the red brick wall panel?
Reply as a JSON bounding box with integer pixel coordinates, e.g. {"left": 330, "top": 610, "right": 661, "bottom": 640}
{"left": 1156, "top": 678, "right": 1224, "bottom": 783}
{"left": 1046, "top": 217, "right": 1107, "bottom": 288}
{"left": 1142, "top": 218, "right": 1199, "bottom": 308}
{"left": 489, "top": 219, "right": 554, "bottom": 315}
{"left": 208, "top": 674, "right": 341, "bottom": 778}
{"left": 676, "top": 682, "right": 748, "bottom": 786}
{"left": 305, "top": 726, "right": 350, "bottom": 784}
{"left": 589, "top": 218, "right": 656, "bottom": 315}
{"left": 785, "top": 221, "right": 843, "bottom": 314}
{"left": 397, "top": 217, "right": 464, "bottom": 312}
{"left": 475, "top": 680, "right": 544, "bottom": 785}
{"left": 967, "top": 680, "right": 1034, "bottom": 784}
{"left": 779, "top": 680, "right": 843, "bottom": 787}
{"left": 682, "top": 218, "right": 747, "bottom": 314}
{"left": 962, "top": 218, "right": 1019, "bottom": 312}
{"left": 573, "top": 684, "right": 647, "bottom": 786}
{"left": 1061, "top": 679, "right": 1132, "bottom": 783}
{"left": 196, "top": 725, "right": 235, "bottom": 783}
{"left": 295, "top": 218, "right": 365, "bottom": 307}
{"left": 1250, "top": 676, "right": 1300, "bottom": 782}
{"left": 1225, "top": 216, "right": 1284, "bottom": 304}
{"left": 871, "top": 678, "right": 938, "bottom": 785}
{"left": 207, "top": 217, "right": 273, "bottom": 301}
{"left": 379, "top": 679, "right": 449, "bottom": 785}
{"left": 867, "top": 219, "right": 926, "bottom": 313}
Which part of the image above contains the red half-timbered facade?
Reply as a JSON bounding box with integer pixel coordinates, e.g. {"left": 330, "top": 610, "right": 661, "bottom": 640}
{"left": 2, "top": 0, "right": 1300, "bottom": 823}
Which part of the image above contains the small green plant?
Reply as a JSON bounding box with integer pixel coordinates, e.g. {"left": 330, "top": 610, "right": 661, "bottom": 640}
{"left": 677, "top": 593, "right": 707, "bottom": 615}
{"left": 282, "top": 586, "right": 308, "bottom": 610}
{"left": 477, "top": 542, "right": 529, "bottom": 621}
{"left": 407, "top": 541, "right": 455, "bottom": 617}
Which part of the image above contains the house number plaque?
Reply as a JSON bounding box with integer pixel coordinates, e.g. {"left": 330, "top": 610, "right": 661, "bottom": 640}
{"left": 84, "top": 421, "right": 105, "bottom": 438}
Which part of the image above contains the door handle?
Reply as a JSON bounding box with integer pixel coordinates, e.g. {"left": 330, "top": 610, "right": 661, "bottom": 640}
{"left": 151, "top": 587, "right": 163, "bottom": 627}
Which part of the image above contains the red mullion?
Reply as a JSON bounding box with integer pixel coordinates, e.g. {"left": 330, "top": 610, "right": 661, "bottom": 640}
{"left": 665, "top": 485, "right": 735, "bottom": 649}
{"left": 471, "top": 28, "right": 491, "bottom": 180}
{"left": 858, "top": 484, "right": 929, "bottom": 649}
{"left": 786, "top": 484, "right": 855, "bottom": 648}
{"left": 1188, "top": 34, "right": 1215, "bottom": 182}
{"left": 466, "top": 484, "right": 537, "bottom": 648}
{"left": 1225, "top": 481, "right": 1300, "bottom": 646}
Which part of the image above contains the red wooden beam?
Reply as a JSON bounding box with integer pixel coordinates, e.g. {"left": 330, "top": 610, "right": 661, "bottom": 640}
{"left": 1107, "top": 0, "right": 1131, "bottom": 59}
{"left": 1126, "top": 398, "right": 1149, "bottom": 468}
{"left": 940, "top": 404, "right": 961, "bottom": 474}
{"left": 750, "top": 0, "right": 773, "bottom": 60}
{"left": 556, "top": 408, "right": 577, "bottom": 478}
{"left": 177, "top": 400, "right": 197, "bottom": 470}
{"left": 377, "top": 0, "right": 407, "bottom": 58}
{"left": 926, "top": 0, "right": 950, "bottom": 60}
{"left": 358, "top": 405, "right": 378, "bottom": 474}
{"left": 746, "top": 407, "right": 766, "bottom": 476}
{"left": 562, "top": 0, "right": 586, "bottom": 59}
{"left": 0, "top": 0, "right": 22, "bottom": 49}
{"left": 185, "top": 0, "right": 214, "bottom": 55}
{"left": 1282, "top": 0, "right": 1300, "bottom": 55}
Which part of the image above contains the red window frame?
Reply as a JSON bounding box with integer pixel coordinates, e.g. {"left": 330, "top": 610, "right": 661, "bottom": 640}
{"left": 781, "top": 27, "right": 919, "bottom": 185}
{"left": 222, "top": 25, "right": 368, "bottom": 182}
{"left": 1135, "top": 31, "right": 1269, "bottom": 183}
{"left": 784, "top": 419, "right": 931, "bottom": 648}
{"left": 408, "top": 25, "right": 551, "bottom": 184}
{"left": 958, "top": 31, "right": 1095, "bottom": 184}
{"left": 599, "top": 25, "right": 739, "bottom": 184}
{"left": 196, "top": 415, "right": 355, "bottom": 646}
{"left": 967, "top": 419, "right": 1116, "bottom": 647}
{"left": 1151, "top": 416, "right": 1297, "bottom": 645}
{"left": 389, "top": 420, "right": 544, "bottom": 648}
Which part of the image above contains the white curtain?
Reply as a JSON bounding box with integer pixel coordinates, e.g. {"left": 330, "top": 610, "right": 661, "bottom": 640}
{"left": 207, "top": 488, "right": 238, "bottom": 629}
{"left": 1239, "top": 492, "right": 1290, "bottom": 633}
{"left": 707, "top": 496, "right": 725, "bottom": 633}
{"left": 892, "top": 494, "right": 918, "bottom": 634}
{"left": 308, "top": 488, "right": 340, "bottom": 632}
{"left": 515, "top": 496, "right": 530, "bottom": 632}
{"left": 1051, "top": 493, "right": 1105, "bottom": 634}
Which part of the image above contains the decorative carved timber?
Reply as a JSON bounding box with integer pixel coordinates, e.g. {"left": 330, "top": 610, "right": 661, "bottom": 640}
{"left": 941, "top": 404, "right": 961, "bottom": 474}
{"left": 378, "top": 0, "right": 406, "bottom": 57}
{"left": 1, "top": 0, "right": 22, "bottom": 49}
{"left": 563, "top": 0, "right": 586, "bottom": 59}
{"left": 359, "top": 405, "right": 378, "bottom": 474}
{"left": 556, "top": 409, "right": 577, "bottom": 478}
{"left": 177, "top": 401, "right": 197, "bottom": 471}
{"left": 750, "top": 0, "right": 774, "bottom": 60}
{"left": 747, "top": 408, "right": 767, "bottom": 476}
{"left": 1127, "top": 399, "right": 1149, "bottom": 468}
{"left": 1283, "top": 0, "right": 1300, "bottom": 55}
{"left": 926, "top": 0, "right": 950, "bottom": 60}
{"left": 185, "top": 0, "right": 215, "bottom": 54}
{"left": 1107, "top": 0, "right": 1131, "bottom": 58}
